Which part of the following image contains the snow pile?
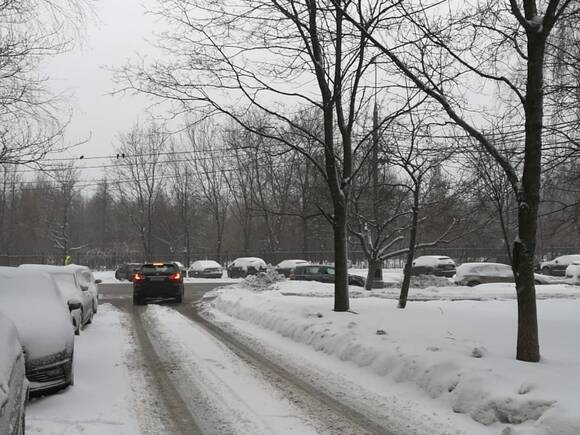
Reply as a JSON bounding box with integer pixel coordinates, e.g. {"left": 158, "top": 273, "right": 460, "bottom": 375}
{"left": 93, "top": 270, "right": 118, "bottom": 283}
{"left": 203, "top": 281, "right": 580, "bottom": 434}
{"left": 409, "top": 274, "right": 453, "bottom": 288}
{"left": 239, "top": 270, "right": 286, "bottom": 290}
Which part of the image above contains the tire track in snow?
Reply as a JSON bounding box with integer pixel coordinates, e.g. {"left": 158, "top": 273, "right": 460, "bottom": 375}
{"left": 175, "top": 304, "right": 394, "bottom": 435}
{"left": 129, "top": 304, "right": 204, "bottom": 435}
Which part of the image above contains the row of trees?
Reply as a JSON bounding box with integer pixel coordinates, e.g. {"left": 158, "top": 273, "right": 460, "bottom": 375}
{"left": 111, "top": 0, "right": 580, "bottom": 360}
{"left": 1, "top": 119, "right": 577, "bottom": 268}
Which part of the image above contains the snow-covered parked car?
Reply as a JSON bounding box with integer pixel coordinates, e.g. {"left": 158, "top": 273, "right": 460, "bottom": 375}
{"left": 540, "top": 254, "right": 580, "bottom": 276}
{"left": 227, "top": 257, "right": 268, "bottom": 278}
{"left": 0, "top": 312, "right": 28, "bottom": 435}
{"left": 0, "top": 267, "right": 75, "bottom": 394}
{"left": 66, "top": 264, "right": 101, "bottom": 315}
{"left": 411, "top": 255, "right": 456, "bottom": 277}
{"left": 19, "top": 264, "right": 94, "bottom": 335}
{"left": 565, "top": 262, "right": 580, "bottom": 285}
{"left": 188, "top": 260, "right": 223, "bottom": 278}
{"left": 275, "top": 259, "right": 310, "bottom": 277}
{"left": 454, "top": 262, "right": 551, "bottom": 287}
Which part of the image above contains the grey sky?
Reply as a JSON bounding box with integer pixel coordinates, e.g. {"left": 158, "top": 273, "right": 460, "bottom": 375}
{"left": 44, "top": 0, "right": 160, "bottom": 166}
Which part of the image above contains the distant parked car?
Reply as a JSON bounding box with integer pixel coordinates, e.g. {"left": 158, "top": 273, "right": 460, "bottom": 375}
{"left": 0, "top": 312, "right": 28, "bottom": 435}
{"left": 454, "top": 262, "right": 550, "bottom": 287}
{"left": 565, "top": 262, "right": 580, "bottom": 285}
{"left": 411, "top": 256, "right": 456, "bottom": 277}
{"left": 172, "top": 261, "right": 187, "bottom": 275}
{"left": 188, "top": 260, "right": 223, "bottom": 278}
{"left": 115, "top": 263, "right": 142, "bottom": 281}
{"left": 540, "top": 255, "right": 580, "bottom": 276}
{"left": 291, "top": 264, "right": 366, "bottom": 287}
{"left": 0, "top": 267, "right": 75, "bottom": 394}
{"left": 133, "top": 262, "right": 184, "bottom": 305}
{"left": 227, "top": 257, "right": 268, "bottom": 278}
{"left": 275, "top": 259, "right": 310, "bottom": 277}
{"left": 66, "top": 264, "right": 101, "bottom": 315}
{"left": 19, "top": 264, "right": 93, "bottom": 335}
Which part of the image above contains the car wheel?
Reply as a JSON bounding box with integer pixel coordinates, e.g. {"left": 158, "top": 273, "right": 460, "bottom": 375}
{"left": 467, "top": 280, "right": 480, "bottom": 287}
{"left": 73, "top": 318, "right": 80, "bottom": 336}
{"left": 175, "top": 293, "right": 183, "bottom": 304}
{"left": 541, "top": 267, "right": 551, "bottom": 276}
{"left": 133, "top": 294, "right": 144, "bottom": 305}
{"left": 93, "top": 300, "right": 98, "bottom": 314}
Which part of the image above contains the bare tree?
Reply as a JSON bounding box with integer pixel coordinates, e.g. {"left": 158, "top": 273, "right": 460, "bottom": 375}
{"left": 336, "top": 0, "right": 578, "bottom": 361}
{"left": 112, "top": 124, "right": 168, "bottom": 261}
{"left": 186, "top": 121, "right": 229, "bottom": 263}
{"left": 117, "top": 0, "right": 413, "bottom": 311}
{"left": 0, "top": 0, "right": 90, "bottom": 165}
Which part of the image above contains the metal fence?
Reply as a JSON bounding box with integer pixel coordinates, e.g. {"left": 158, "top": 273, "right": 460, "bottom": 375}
{"left": 1, "top": 246, "right": 577, "bottom": 270}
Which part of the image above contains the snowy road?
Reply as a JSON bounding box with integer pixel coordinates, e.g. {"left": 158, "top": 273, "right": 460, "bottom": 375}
{"left": 120, "top": 299, "right": 389, "bottom": 434}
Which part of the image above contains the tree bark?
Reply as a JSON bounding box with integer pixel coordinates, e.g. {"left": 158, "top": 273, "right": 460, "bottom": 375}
{"left": 398, "top": 183, "right": 420, "bottom": 309}
{"left": 333, "top": 201, "right": 350, "bottom": 311}
{"left": 512, "top": 30, "right": 545, "bottom": 362}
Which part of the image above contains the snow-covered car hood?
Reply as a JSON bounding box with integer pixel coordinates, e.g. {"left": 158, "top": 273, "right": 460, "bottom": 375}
{"left": 230, "top": 258, "right": 267, "bottom": 269}
{"left": 190, "top": 260, "right": 222, "bottom": 271}
{"left": 413, "top": 256, "right": 455, "bottom": 268}
{"left": 276, "top": 260, "right": 310, "bottom": 269}
{"left": 455, "top": 263, "right": 512, "bottom": 282}
{"left": 0, "top": 268, "right": 74, "bottom": 361}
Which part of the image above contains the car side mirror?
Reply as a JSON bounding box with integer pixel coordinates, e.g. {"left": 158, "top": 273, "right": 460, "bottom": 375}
{"left": 68, "top": 300, "right": 82, "bottom": 311}
{"left": 80, "top": 284, "right": 89, "bottom": 291}
{"left": 95, "top": 279, "right": 102, "bottom": 284}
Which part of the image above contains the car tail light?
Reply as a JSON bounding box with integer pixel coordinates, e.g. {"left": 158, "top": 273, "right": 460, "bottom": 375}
{"left": 169, "top": 272, "right": 182, "bottom": 282}
{"left": 133, "top": 273, "right": 145, "bottom": 282}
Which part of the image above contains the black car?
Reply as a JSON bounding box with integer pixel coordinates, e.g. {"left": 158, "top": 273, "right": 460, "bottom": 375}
{"left": 132, "top": 263, "right": 184, "bottom": 305}
{"left": 291, "top": 264, "right": 365, "bottom": 287}
{"left": 115, "top": 263, "right": 142, "bottom": 281}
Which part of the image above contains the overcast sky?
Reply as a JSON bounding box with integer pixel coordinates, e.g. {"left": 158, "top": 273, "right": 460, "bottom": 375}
{"left": 44, "top": 0, "right": 161, "bottom": 166}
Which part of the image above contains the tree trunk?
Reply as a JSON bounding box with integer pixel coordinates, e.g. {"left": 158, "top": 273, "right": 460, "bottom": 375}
{"left": 398, "top": 184, "right": 420, "bottom": 309}
{"left": 512, "top": 31, "right": 545, "bottom": 363}
{"left": 365, "top": 256, "right": 377, "bottom": 290}
{"left": 333, "top": 202, "right": 349, "bottom": 312}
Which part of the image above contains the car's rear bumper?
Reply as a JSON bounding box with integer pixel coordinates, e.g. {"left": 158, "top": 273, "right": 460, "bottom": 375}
{"left": 134, "top": 283, "right": 183, "bottom": 299}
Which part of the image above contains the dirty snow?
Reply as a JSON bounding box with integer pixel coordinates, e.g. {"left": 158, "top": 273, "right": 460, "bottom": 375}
{"left": 201, "top": 279, "right": 580, "bottom": 434}
{"left": 26, "top": 304, "right": 152, "bottom": 435}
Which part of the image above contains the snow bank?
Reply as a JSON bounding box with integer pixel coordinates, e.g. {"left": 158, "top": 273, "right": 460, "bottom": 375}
{"left": 203, "top": 281, "right": 580, "bottom": 434}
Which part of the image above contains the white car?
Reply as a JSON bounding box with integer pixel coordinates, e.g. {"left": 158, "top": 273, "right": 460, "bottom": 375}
{"left": 19, "top": 264, "right": 93, "bottom": 335}
{"left": 455, "top": 262, "right": 552, "bottom": 287}
{"left": 0, "top": 312, "right": 27, "bottom": 434}
{"left": 66, "top": 264, "right": 100, "bottom": 315}
{"left": 565, "top": 262, "right": 580, "bottom": 285}
{"left": 188, "top": 260, "right": 223, "bottom": 278}
{"left": 0, "top": 267, "right": 75, "bottom": 393}
{"left": 411, "top": 255, "right": 456, "bottom": 277}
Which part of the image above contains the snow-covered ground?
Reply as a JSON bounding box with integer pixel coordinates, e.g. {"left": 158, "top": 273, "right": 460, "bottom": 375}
{"left": 201, "top": 278, "right": 580, "bottom": 434}
{"left": 26, "top": 304, "right": 146, "bottom": 435}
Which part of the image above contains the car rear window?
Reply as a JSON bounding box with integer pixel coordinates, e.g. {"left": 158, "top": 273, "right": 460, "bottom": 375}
{"left": 141, "top": 264, "right": 178, "bottom": 274}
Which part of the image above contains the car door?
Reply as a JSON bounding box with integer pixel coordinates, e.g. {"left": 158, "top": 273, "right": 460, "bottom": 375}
{"left": 319, "top": 266, "right": 336, "bottom": 283}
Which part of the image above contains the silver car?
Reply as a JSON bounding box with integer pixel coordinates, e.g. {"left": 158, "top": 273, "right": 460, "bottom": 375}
{"left": 0, "top": 312, "right": 27, "bottom": 435}
{"left": 0, "top": 267, "right": 75, "bottom": 394}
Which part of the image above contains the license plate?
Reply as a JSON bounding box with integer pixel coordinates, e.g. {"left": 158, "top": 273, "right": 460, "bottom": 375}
{"left": 150, "top": 276, "right": 166, "bottom": 281}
